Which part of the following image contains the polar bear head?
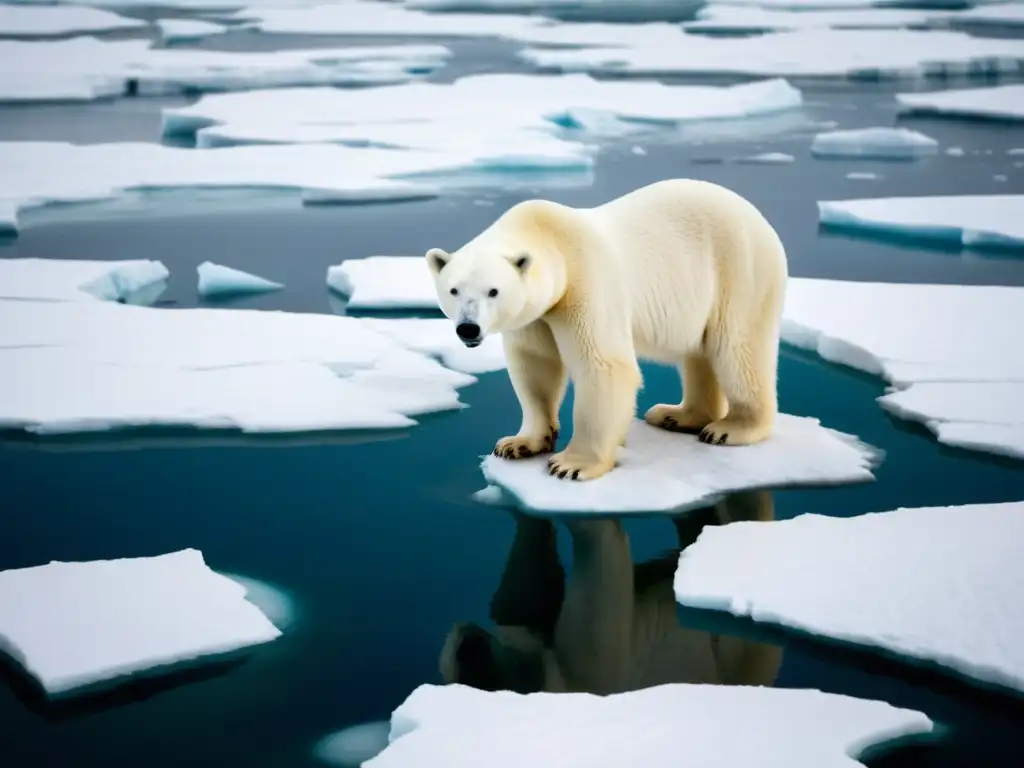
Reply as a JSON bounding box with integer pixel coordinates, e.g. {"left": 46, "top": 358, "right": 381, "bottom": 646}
{"left": 426, "top": 246, "right": 533, "bottom": 347}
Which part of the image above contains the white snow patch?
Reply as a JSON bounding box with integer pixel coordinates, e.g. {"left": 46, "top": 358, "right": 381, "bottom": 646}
{"left": 520, "top": 28, "right": 1024, "bottom": 79}
{"left": 481, "top": 415, "right": 879, "bottom": 516}
{"left": 365, "top": 682, "right": 932, "bottom": 768}
{"left": 362, "top": 318, "right": 507, "bottom": 375}
{"left": 157, "top": 19, "right": 228, "bottom": 44}
{"left": 0, "top": 6, "right": 144, "bottom": 37}
{"left": 197, "top": 261, "right": 283, "bottom": 298}
{"left": 327, "top": 256, "right": 437, "bottom": 311}
{"left": 675, "top": 500, "right": 1024, "bottom": 694}
{"left": 782, "top": 278, "right": 1024, "bottom": 459}
{"left": 315, "top": 721, "right": 392, "bottom": 767}
{"left": 0, "top": 257, "right": 168, "bottom": 304}
{"left": 161, "top": 74, "right": 803, "bottom": 150}
{"left": 896, "top": 84, "right": 1024, "bottom": 122}
{"left": 682, "top": 6, "right": 955, "bottom": 33}
{"left": 0, "top": 300, "right": 476, "bottom": 435}
{"left": 810, "top": 127, "right": 938, "bottom": 160}
{"left": 818, "top": 195, "right": 1024, "bottom": 249}
{"left": 737, "top": 151, "right": 795, "bottom": 163}
{"left": 0, "top": 549, "right": 280, "bottom": 697}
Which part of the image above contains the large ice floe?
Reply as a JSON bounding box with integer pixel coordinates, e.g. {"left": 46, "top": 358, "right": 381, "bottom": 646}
{"left": 364, "top": 683, "right": 932, "bottom": 768}
{"left": 0, "top": 257, "right": 169, "bottom": 304}
{"left": 810, "top": 127, "right": 938, "bottom": 160}
{"left": 675, "top": 500, "right": 1024, "bottom": 696}
{"left": 0, "top": 6, "right": 145, "bottom": 37}
{"left": 784, "top": 278, "right": 1024, "bottom": 460}
{"left": 0, "top": 37, "right": 450, "bottom": 102}
{"left": 520, "top": 28, "right": 1024, "bottom": 78}
{"left": 480, "top": 415, "right": 879, "bottom": 517}
{"left": 818, "top": 195, "right": 1024, "bottom": 250}
{"left": 896, "top": 84, "right": 1024, "bottom": 121}
{"left": 161, "top": 74, "right": 804, "bottom": 150}
{"left": 681, "top": 6, "right": 956, "bottom": 33}
{"left": 0, "top": 549, "right": 280, "bottom": 698}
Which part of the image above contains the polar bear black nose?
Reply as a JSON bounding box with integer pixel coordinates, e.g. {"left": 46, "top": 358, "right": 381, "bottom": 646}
{"left": 456, "top": 322, "right": 481, "bottom": 341}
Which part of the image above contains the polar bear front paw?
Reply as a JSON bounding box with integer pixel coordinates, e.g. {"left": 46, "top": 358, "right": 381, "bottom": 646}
{"left": 546, "top": 451, "right": 615, "bottom": 481}
{"left": 493, "top": 428, "right": 559, "bottom": 459}
{"left": 697, "top": 418, "right": 772, "bottom": 447}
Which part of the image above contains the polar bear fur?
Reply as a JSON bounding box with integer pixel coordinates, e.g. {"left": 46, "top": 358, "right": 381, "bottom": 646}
{"left": 426, "top": 178, "right": 788, "bottom": 482}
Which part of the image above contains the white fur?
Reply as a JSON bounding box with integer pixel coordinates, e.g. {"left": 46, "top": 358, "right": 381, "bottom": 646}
{"left": 426, "top": 179, "right": 788, "bottom": 481}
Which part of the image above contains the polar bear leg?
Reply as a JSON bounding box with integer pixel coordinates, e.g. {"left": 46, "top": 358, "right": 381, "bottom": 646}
{"left": 645, "top": 354, "right": 728, "bottom": 434}
{"left": 494, "top": 323, "right": 567, "bottom": 459}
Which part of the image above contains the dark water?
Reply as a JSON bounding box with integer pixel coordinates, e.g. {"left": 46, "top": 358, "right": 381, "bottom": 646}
{"left": 3, "top": 16, "right": 1024, "bottom": 768}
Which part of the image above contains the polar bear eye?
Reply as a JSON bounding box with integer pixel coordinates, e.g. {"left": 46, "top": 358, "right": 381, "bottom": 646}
{"left": 450, "top": 287, "right": 458, "bottom": 296}
{"left": 488, "top": 288, "right": 499, "bottom": 298}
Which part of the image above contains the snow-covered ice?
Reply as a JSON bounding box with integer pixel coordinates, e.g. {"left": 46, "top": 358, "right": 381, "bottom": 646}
{"left": 896, "top": 84, "right": 1024, "bottom": 122}
{"left": 682, "top": 7, "right": 954, "bottom": 33}
{"left": 520, "top": 29, "right": 1024, "bottom": 79}
{"left": 327, "top": 257, "right": 437, "bottom": 311}
{"left": 364, "top": 682, "right": 932, "bottom": 768}
{"left": 675, "top": 500, "right": 1024, "bottom": 695}
{"left": 480, "top": 415, "right": 879, "bottom": 517}
{"left": 361, "top": 318, "right": 507, "bottom": 375}
{"left": 0, "top": 257, "right": 169, "bottom": 304}
{"left": 161, "top": 74, "right": 803, "bottom": 150}
{"left": 0, "top": 299, "right": 477, "bottom": 435}
{"left": 157, "top": 19, "right": 228, "bottom": 44}
{"left": 810, "top": 127, "right": 938, "bottom": 160}
{"left": 315, "top": 721, "right": 392, "bottom": 767}
{"left": 0, "top": 38, "right": 450, "bottom": 102}
{"left": 197, "top": 261, "right": 283, "bottom": 298}
{"left": 783, "top": 278, "right": 1024, "bottom": 459}
{"left": 818, "top": 195, "right": 1024, "bottom": 249}
{"left": 0, "top": 549, "right": 280, "bottom": 697}
{"left": 0, "top": 6, "right": 145, "bottom": 37}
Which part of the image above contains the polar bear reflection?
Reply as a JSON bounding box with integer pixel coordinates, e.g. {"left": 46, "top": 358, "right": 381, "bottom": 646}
{"left": 440, "top": 490, "right": 781, "bottom": 694}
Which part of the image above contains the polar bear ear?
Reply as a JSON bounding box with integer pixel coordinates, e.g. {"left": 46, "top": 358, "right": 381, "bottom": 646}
{"left": 509, "top": 252, "right": 531, "bottom": 276}
{"left": 426, "top": 248, "right": 450, "bottom": 274}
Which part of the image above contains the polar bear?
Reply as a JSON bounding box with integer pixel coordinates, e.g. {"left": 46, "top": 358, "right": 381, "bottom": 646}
{"left": 426, "top": 178, "right": 788, "bottom": 482}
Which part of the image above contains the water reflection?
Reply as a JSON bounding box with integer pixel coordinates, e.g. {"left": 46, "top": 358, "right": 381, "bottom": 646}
{"left": 440, "top": 490, "right": 781, "bottom": 695}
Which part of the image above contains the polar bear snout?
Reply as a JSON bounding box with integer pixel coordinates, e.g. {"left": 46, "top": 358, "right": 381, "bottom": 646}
{"left": 456, "top": 321, "right": 483, "bottom": 347}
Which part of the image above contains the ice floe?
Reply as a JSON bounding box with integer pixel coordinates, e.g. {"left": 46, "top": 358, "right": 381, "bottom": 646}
{"left": 675, "top": 500, "right": 1024, "bottom": 695}
{"left": 401, "top": 0, "right": 704, "bottom": 23}
{"left": 737, "top": 151, "right": 795, "bottom": 163}
{"left": 958, "top": 2, "right": 1024, "bottom": 27}
{"left": 783, "top": 278, "right": 1024, "bottom": 459}
{"left": 365, "top": 682, "right": 932, "bottom": 768}
{"left": 817, "top": 195, "right": 1024, "bottom": 249}
{"left": 682, "top": 6, "right": 954, "bottom": 33}
{"left": 157, "top": 18, "right": 228, "bottom": 44}
{"left": 480, "top": 415, "right": 879, "bottom": 517}
{"left": 0, "top": 549, "right": 280, "bottom": 697}
{"left": 520, "top": 29, "right": 1024, "bottom": 78}
{"left": 197, "top": 261, "right": 283, "bottom": 298}
{"left": 0, "top": 257, "right": 169, "bottom": 305}
{"left": 315, "top": 721, "right": 392, "bottom": 767}
{"left": 162, "top": 74, "right": 803, "bottom": 151}
{"left": 362, "top": 318, "right": 507, "bottom": 375}
{"left": 327, "top": 256, "right": 439, "bottom": 311}
{"left": 810, "top": 127, "right": 938, "bottom": 160}
{"left": 0, "top": 6, "right": 145, "bottom": 37}
{"left": 0, "top": 298, "right": 476, "bottom": 435}
{"left": 0, "top": 37, "right": 450, "bottom": 102}
{"left": 896, "top": 84, "right": 1024, "bottom": 122}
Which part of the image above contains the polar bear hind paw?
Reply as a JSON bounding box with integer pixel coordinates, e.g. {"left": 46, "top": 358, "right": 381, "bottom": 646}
{"left": 493, "top": 428, "right": 559, "bottom": 459}
{"left": 697, "top": 418, "right": 772, "bottom": 447}
{"left": 546, "top": 451, "right": 615, "bottom": 481}
{"left": 644, "top": 404, "right": 711, "bottom": 434}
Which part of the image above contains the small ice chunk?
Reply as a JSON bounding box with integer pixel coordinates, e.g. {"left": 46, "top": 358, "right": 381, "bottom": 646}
{"left": 737, "top": 151, "right": 794, "bottom": 164}
{"left": 630, "top": 146, "right": 647, "bottom": 155}
{"left": 0, "top": 257, "right": 168, "bottom": 304}
{"left": 946, "top": 146, "right": 965, "bottom": 156}
{"left": 846, "top": 171, "right": 878, "bottom": 179}
{"left": 471, "top": 485, "right": 507, "bottom": 506}
{"left": 0, "top": 549, "right": 280, "bottom": 697}
{"left": 675, "top": 500, "right": 1024, "bottom": 695}
{"left": 362, "top": 318, "right": 508, "bottom": 375}
{"left": 994, "top": 174, "right": 1008, "bottom": 182}
{"left": 682, "top": 6, "right": 955, "bottom": 33}
{"left": 817, "top": 195, "right": 1024, "bottom": 250}
{"left": 327, "top": 256, "right": 436, "bottom": 311}
{"left": 315, "top": 721, "right": 392, "bottom": 766}
{"left": 810, "top": 127, "right": 938, "bottom": 160}
{"left": 481, "top": 415, "right": 879, "bottom": 516}
{"left": 0, "top": 6, "right": 145, "bottom": 37}
{"left": 365, "top": 682, "right": 932, "bottom": 768}
{"left": 157, "top": 19, "right": 228, "bottom": 44}
{"left": 197, "top": 261, "right": 283, "bottom": 298}
{"left": 897, "top": 85, "right": 1024, "bottom": 122}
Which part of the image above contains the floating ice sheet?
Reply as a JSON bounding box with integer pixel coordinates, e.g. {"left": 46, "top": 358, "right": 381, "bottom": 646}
{"left": 810, "top": 127, "right": 938, "bottom": 160}
{"left": 162, "top": 74, "right": 803, "bottom": 150}
{"left": 520, "top": 29, "right": 1024, "bottom": 79}
{"left": 365, "top": 682, "right": 932, "bottom": 768}
{"left": 480, "top": 415, "right": 879, "bottom": 517}
{"left": 197, "top": 261, "right": 283, "bottom": 298}
{"left": 0, "top": 37, "right": 450, "bottom": 102}
{"left": 682, "top": 7, "right": 954, "bottom": 32}
{"left": 0, "top": 257, "right": 169, "bottom": 304}
{"left": 783, "top": 278, "right": 1024, "bottom": 459}
{"left": 0, "top": 6, "right": 145, "bottom": 37}
{"left": 818, "top": 195, "right": 1024, "bottom": 249}
{"left": 157, "top": 18, "right": 228, "bottom": 44}
{"left": 896, "top": 84, "right": 1024, "bottom": 121}
{"left": 675, "top": 500, "right": 1024, "bottom": 695}
{"left": 0, "top": 299, "right": 476, "bottom": 435}
{"left": 0, "top": 549, "right": 280, "bottom": 697}
{"left": 327, "top": 256, "right": 437, "bottom": 311}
